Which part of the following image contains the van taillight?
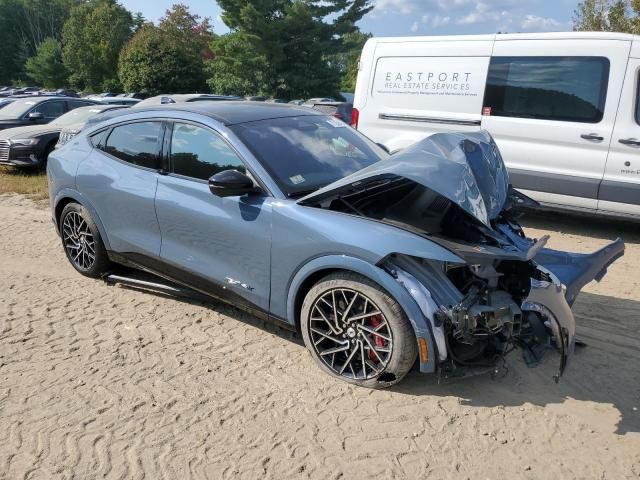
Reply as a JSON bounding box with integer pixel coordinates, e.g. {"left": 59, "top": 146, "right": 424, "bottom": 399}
{"left": 350, "top": 107, "right": 359, "bottom": 129}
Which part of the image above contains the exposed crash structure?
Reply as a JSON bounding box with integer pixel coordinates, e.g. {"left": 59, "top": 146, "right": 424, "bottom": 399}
{"left": 300, "top": 131, "right": 625, "bottom": 382}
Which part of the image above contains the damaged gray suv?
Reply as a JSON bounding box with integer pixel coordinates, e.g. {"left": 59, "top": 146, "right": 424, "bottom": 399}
{"left": 47, "top": 103, "right": 624, "bottom": 388}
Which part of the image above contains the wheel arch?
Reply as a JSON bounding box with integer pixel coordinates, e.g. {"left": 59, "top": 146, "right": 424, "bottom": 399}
{"left": 53, "top": 189, "right": 112, "bottom": 251}
{"left": 286, "top": 255, "right": 437, "bottom": 373}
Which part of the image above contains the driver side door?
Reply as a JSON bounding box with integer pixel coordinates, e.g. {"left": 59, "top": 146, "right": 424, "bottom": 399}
{"left": 154, "top": 121, "right": 273, "bottom": 314}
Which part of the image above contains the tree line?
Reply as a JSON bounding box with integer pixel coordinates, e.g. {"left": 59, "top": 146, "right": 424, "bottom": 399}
{"left": 0, "top": 0, "right": 371, "bottom": 99}
{"left": 574, "top": 0, "right": 640, "bottom": 32}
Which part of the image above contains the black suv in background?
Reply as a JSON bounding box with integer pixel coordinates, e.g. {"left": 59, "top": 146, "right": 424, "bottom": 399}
{"left": 0, "top": 97, "right": 96, "bottom": 131}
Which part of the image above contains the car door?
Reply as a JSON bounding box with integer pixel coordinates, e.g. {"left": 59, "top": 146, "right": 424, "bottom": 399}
{"left": 76, "top": 120, "right": 164, "bottom": 257}
{"left": 154, "top": 121, "right": 272, "bottom": 313}
{"left": 481, "top": 38, "right": 631, "bottom": 210}
{"left": 599, "top": 57, "right": 640, "bottom": 216}
{"left": 30, "top": 99, "right": 67, "bottom": 124}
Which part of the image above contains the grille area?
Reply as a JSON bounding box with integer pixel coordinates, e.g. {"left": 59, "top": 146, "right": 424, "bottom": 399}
{"left": 0, "top": 140, "right": 9, "bottom": 162}
{"left": 57, "top": 131, "right": 76, "bottom": 147}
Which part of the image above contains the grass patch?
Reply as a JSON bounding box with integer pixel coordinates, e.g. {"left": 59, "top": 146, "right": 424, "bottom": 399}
{"left": 0, "top": 166, "right": 48, "bottom": 200}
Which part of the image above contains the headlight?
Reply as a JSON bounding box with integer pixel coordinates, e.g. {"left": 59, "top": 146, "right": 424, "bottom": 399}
{"left": 10, "top": 138, "right": 38, "bottom": 146}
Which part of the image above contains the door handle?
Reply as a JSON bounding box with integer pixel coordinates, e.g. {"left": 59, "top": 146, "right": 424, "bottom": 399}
{"left": 619, "top": 138, "right": 640, "bottom": 147}
{"left": 581, "top": 133, "right": 604, "bottom": 141}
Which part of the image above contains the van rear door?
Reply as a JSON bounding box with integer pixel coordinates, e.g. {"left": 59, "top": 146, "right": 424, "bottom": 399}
{"left": 599, "top": 51, "right": 640, "bottom": 217}
{"left": 356, "top": 37, "right": 492, "bottom": 152}
{"left": 481, "top": 36, "right": 631, "bottom": 211}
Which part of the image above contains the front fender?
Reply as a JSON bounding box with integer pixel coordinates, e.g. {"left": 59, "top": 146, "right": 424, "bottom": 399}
{"left": 286, "top": 255, "right": 437, "bottom": 373}
{"left": 52, "top": 188, "right": 112, "bottom": 251}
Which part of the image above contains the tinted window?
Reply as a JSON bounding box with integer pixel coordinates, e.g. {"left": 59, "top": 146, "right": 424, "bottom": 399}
{"left": 636, "top": 78, "right": 640, "bottom": 126}
{"left": 484, "top": 57, "right": 609, "bottom": 123}
{"left": 69, "top": 100, "right": 96, "bottom": 109}
{"left": 33, "top": 101, "right": 66, "bottom": 118}
{"left": 231, "top": 116, "right": 388, "bottom": 197}
{"left": 103, "top": 122, "right": 162, "bottom": 169}
{"left": 171, "top": 123, "right": 245, "bottom": 180}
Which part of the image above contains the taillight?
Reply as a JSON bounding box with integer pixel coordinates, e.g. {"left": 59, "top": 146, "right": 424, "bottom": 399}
{"left": 350, "top": 107, "right": 359, "bottom": 129}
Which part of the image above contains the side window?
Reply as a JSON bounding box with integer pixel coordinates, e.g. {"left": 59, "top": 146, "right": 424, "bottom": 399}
{"left": 636, "top": 76, "right": 640, "bottom": 126}
{"left": 484, "top": 56, "right": 610, "bottom": 123}
{"left": 69, "top": 100, "right": 94, "bottom": 110}
{"left": 103, "top": 122, "right": 163, "bottom": 169}
{"left": 171, "top": 123, "right": 246, "bottom": 180}
{"left": 33, "top": 101, "right": 66, "bottom": 119}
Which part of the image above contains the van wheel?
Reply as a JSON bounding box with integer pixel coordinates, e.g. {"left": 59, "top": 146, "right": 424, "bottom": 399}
{"left": 301, "top": 272, "right": 417, "bottom": 388}
{"left": 60, "top": 203, "right": 110, "bottom": 278}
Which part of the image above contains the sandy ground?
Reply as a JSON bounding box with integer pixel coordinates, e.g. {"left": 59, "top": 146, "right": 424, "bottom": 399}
{"left": 0, "top": 193, "right": 639, "bottom": 480}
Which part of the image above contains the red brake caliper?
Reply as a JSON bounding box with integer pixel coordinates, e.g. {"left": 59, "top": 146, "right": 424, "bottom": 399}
{"left": 368, "top": 315, "right": 385, "bottom": 362}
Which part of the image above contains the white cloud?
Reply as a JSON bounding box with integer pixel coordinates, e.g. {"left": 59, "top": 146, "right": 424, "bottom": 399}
{"left": 520, "top": 14, "right": 564, "bottom": 31}
{"left": 410, "top": 21, "right": 419, "bottom": 32}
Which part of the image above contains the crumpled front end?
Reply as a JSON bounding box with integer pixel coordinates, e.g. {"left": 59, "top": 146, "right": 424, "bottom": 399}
{"left": 300, "top": 130, "right": 624, "bottom": 381}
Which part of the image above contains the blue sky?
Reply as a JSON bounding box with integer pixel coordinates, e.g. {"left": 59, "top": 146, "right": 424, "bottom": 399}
{"left": 120, "top": 0, "right": 579, "bottom": 36}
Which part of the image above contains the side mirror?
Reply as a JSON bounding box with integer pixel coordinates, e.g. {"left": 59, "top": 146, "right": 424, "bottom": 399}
{"left": 27, "top": 112, "right": 45, "bottom": 121}
{"left": 209, "top": 169, "right": 258, "bottom": 198}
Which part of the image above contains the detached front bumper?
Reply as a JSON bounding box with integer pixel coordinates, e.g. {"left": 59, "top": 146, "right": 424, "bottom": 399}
{"left": 524, "top": 238, "right": 625, "bottom": 380}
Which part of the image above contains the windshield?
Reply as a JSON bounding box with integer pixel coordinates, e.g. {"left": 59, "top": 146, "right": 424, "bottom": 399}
{"left": 231, "top": 116, "right": 389, "bottom": 197}
{"left": 0, "top": 98, "right": 38, "bottom": 119}
{"left": 50, "top": 107, "right": 109, "bottom": 127}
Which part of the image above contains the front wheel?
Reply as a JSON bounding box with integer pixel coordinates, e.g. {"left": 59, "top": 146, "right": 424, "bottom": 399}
{"left": 301, "top": 272, "right": 417, "bottom": 388}
{"left": 60, "top": 202, "right": 110, "bottom": 278}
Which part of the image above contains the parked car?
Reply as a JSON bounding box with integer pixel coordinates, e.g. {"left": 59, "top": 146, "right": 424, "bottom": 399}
{"left": 288, "top": 99, "right": 305, "bottom": 105}
{"left": 310, "top": 101, "right": 353, "bottom": 124}
{"left": 0, "top": 96, "right": 97, "bottom": 132}
{"left": 303, "top": 97, "right": 335, "bottom": 105}
{"left": 135, "top": 94, "right": 244, "bottom": 107}
{"left": 47, "top": 102, "right": 623, "bottom": 388}
{"left": 87, "top": 96, "right": 140, "bottom": 106}
{"left": 0, "top": 98, "right": 15, "bottom": 110}
{"left": 353, "top": 31, "right": 640, "bottom": 220}
{"left": 267, "top": 98, "right": 289, "bottom": 103}
{"left": 0, "top": 101, "right": 107, "bottom": 168}
{"left": 245, "top": 96, "right": 268, "bottom": 102}
{"left": 56, "top": 105, "right": 130, "bottom": 149}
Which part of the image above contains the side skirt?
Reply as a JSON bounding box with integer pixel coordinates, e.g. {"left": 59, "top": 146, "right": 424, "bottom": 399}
{"left": 107, "top": 251, "right": 295, "bottom": 332}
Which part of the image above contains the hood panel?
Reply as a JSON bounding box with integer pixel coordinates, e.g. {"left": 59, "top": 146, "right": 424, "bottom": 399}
{"left": 299, "top": 131, "right": 509, "bottom": 227}
{"left": 0, "top": 124, "right": 60, "bottom": 140}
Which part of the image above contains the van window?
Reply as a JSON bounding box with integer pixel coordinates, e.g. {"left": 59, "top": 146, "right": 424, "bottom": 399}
{"left": 484, "top": 57, "right": 609, "bottom": 123}
{"left": 103, "top": 121, "right": 163, "bottom": 169}
{"left": 636, "top": 77, "right": 640, "bottom": 126}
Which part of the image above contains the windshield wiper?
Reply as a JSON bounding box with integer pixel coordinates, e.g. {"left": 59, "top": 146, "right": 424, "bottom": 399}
{"left": 287, "top": 188, "right": 321, "bottom": 199}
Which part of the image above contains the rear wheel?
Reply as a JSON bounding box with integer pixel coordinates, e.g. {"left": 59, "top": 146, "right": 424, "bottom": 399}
{"left": 301, "top": 272, "right": 417, "bottom": 388}
{"left": 60, "top": 203, "right": 110, "bottom": 278}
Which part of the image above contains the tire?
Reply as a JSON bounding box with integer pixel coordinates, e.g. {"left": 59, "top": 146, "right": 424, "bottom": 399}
{"left": 301, "top": 272, "right": 417, "bottom": 389}
{"left": 39, "top": 142, "right": 55, "bottom": 171}
{"left": 59, "top": 202, "right": 110, "bottom": 278}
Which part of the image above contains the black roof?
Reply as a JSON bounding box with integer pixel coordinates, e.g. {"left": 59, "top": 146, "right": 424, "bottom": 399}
{"left": 134, "top": 101, "right": 323, "bottom": 125}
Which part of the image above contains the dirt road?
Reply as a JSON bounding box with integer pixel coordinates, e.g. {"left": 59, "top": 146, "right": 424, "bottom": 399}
{"left": 1, "top": 193, "right": 639, "bottom": 479}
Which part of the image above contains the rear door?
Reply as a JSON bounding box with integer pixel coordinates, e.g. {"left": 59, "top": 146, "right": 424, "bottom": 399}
{"left": 482, "top": 37, "right": 631, "bottom": 210}
{"left": 599, "top": 55, "right": 640, "bottom": 216}
{"left": 77, "top": 120, "right": 164, "bottom": 256}
{"left": 357, "top": 37, "right": 493, "bottom": 152}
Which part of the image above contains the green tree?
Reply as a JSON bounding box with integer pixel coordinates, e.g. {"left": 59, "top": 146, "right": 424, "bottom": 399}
{"left": 574, "top": 0, "right": 639, "bottom": 33}
{"left": 334, "top": 31, "right": 371, "bottom": 93}
{"left": 25, "top": 37, "right": 68, "bottom": 88}
{"left": 0, "top": 0, "right": 24, "bottom": 84}
{"left": 208, "top": 0, "right": 373, "bottom": 99}
{"left": 62, "top": 0, "right": 134, "bottom": 92}
{"left": 118, "top": 4, "right": 211, "bottom": 94}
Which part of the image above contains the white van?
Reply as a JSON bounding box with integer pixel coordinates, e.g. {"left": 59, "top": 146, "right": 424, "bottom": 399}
{"left": 352, "top": 32, "right": 640, "bottom": 219}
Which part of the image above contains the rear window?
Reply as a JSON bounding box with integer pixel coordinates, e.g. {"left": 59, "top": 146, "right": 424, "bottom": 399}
{"left": 484, "top": 56, "right": 609, "bottom": 123}
{"left": 102, "top": 121, "right": 162, "bottom": 169}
